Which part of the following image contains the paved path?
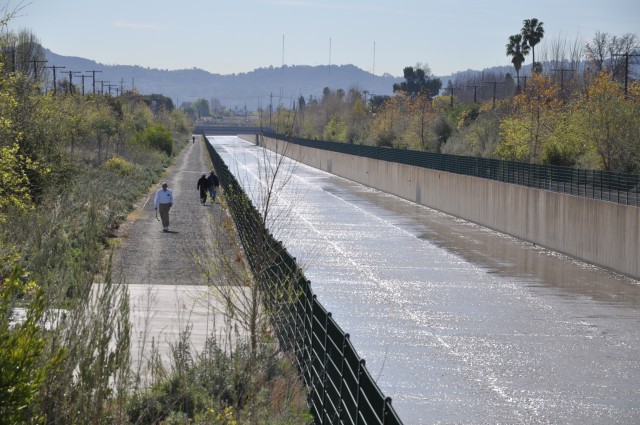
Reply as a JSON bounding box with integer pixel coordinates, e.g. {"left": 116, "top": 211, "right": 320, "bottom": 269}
{"left": 111, "top": 136, "right": 243, "bottom": 373}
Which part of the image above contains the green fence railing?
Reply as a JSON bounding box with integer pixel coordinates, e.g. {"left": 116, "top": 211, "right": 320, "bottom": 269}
{"left": 204, "top": 136, "right": 404, "bottom": 425}
{"left": 264, "top": 131, "right": 640, "bottom": 207}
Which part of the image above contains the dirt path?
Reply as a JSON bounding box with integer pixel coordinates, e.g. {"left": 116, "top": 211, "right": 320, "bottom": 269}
{"left": 111, "top": 135, "right": 239, "bottom": 371}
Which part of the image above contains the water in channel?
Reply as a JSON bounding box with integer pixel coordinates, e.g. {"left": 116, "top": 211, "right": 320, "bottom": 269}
{"left": 210, "top": 136, "right": 640, "bottom": 424}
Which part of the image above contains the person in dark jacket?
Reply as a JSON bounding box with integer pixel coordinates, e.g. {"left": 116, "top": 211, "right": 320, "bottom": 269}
{"left": 207, "top": 170, "right": 220, "bottom": 203}
{"left": 197, "top": 173, "right": 210, "bottom": 205}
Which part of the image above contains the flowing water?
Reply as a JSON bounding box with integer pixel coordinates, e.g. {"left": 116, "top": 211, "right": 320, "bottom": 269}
{"left": 212, "top": 136, "right": 640, "bottom": 424}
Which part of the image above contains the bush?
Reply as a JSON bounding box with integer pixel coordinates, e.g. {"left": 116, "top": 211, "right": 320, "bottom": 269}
{"left": 0, "top": 270, "right": 44, "bottom": 424}
{"left": 103, "top": 156, "right": 134, "bottom": 176}
{"left": 133, "top": 124, "right": 174, "bottom": 156}
{"left": 127, "top": 336, "right": 311, "bottom": 424}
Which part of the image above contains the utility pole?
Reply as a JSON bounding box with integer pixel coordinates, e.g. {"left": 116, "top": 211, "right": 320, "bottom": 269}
{"left": 79, "top": 74, "right": 90, "bottom": 96}
{"left": 551, "top": 68, "right": 575, "bottom": 92}
{"left": 106, "top": 83, "right": 118, "bottom": 96}
{"left": 269, "top": 92, "right": 273, "bottom": 127}
{"left": 612, "top": 52, "right": 640, "bottom": 96}
{"left": 484, "top": 80, "right": 504, "bottom": 109}
{"left": 447, "top": 85, "right": 457, "bottom": 108}
{"left": 86, "top": 69, "right": 102, "bottom": 94}
{"left": 65, "top": 70, "right": 81, "bottom": 94}
{"left": 45, "top": 65, "right": 65, "bottom": 94}
{"left": 32, "top": 58, "right": 47, "bottom": 80}
{"left": 466, "top": 84, "right": 481, "bottom": 103}
{"left": 513, "top": 74, "right": 529, "bottom": 93}
{"left": 97, "top": 80, "right": 109, "bottom": 95}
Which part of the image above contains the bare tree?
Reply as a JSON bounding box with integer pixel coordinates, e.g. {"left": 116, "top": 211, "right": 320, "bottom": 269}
{"left": 538, "top": 34, "right": 584, "bottom": 100}
{"left": 194, "top": 133, "right": 308, "bottom": 412}
{"left": 585, "top": 32, "right": 640, "bottom": 80}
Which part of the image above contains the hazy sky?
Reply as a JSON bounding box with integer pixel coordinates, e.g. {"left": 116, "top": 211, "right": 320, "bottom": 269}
{"left": 6, "top": 0, "right": 640, "bottom": 77}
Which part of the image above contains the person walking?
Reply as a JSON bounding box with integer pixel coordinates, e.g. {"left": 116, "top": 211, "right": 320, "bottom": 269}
{"left": 207, "top": 170, "right": 220, "bottom": 203}
{"left": 154, "top": 181, "right": 173, "bottom": 232}
{"left": 197, "top": 173, "right": 210, "bottom": 205}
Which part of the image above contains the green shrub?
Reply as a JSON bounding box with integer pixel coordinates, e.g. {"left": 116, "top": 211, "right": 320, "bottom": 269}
{"left": 103, "top": 156, "right": 135, "bottom": 176}
{"left": 133, "top": 124, "right": 174, "bottom": 156}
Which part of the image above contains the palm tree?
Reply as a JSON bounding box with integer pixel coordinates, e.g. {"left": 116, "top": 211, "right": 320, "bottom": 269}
{"left": 522, "top": 18, "right": 544, "bottom": 72}
{"left": 506, "top": 34, "right": 530, "bottom": 93}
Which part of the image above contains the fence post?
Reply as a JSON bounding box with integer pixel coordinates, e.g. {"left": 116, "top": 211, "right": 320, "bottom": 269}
{"left": 338, "top": 333, "right": 349, "bottom": 422}
{"left": 309, "top": 294, "right": 316, "bottom": 388}
{"left": 321, "top": 312, "right": 331, "bottom": 424}
{"left": 355, "top": 359, "right": 365, "bottom": 425}
{"left": 383, "top": 397, "right": 393, "bottom": 425}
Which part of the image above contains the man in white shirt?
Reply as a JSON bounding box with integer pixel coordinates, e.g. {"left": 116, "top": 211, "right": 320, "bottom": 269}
{"left": 154, "top": 181, "right": 173, "bottom": 232}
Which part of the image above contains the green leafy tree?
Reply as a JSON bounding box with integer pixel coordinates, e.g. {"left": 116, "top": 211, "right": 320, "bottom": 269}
{"left": 133, "top": 123, "right": 173, "bottom": 156}
{"left": 540, "top": 109, "right": 585, "bottom": 167}
{"left": 574, "top": 72, "right": 640, "bottom": 172}
{"left": 143, "top": 94, "right": 175, "bottom": 112}
{"left": 522, "top": 18, "right": 545, "bottom": 73}
{"left": 393, "top": 65, "right": 442, "bottom": 99}
{"left": 496, "top": 73, "right": 561, "bottom": 162}
{"left": 192, "top": 98, "right": 211, "bottom": 119}
{"left": 0, "top": 144, "right": 40, "bottom": 223}
{"left": 345, "top": 98, "right": 369, "bottom": 143}
{"left": 0, "top": 270, "right": 49, "bottom": 425}
{"left": 322, "top": 113, "right": 347, "bottom": 142}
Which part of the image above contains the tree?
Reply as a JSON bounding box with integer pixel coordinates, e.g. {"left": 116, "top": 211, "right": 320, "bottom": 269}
{"left": 143, "top": 93, "right": 174, "bottom": 113}
{"left": 192, "top": 98, "right": 210, "bottom": 119}
{"left": 393, "top": 65, "right": 442, "bottom": 99}
{"left": 496, "top": 73, "right": 561, "bottom": 162}
{"left": 574, "top": 72, "right": 640, "bottom": 172}
{"left": 506, "top": 34, "right": 530, "bottom": 93}
{"left": 584, "top": 32, "right": 640, "bottom": 82}
{"left": 522, "top": 18, "right": 545, "bottom": 73}
{"left": 322, "top": 113, "right": 347, "bottom": 142}
{"left": 133, "top": 123, "right": 173, "bottom": 156}
{"left": 1, "top": 29, "right": 48, "bottom": 85}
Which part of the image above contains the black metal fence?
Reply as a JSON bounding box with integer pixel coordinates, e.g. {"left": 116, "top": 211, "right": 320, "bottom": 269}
{"left": 204, "top": 136, "right": 404, "bottom": 425}
{"left": 263, "top": 131, "right": 640, "bottom": 207}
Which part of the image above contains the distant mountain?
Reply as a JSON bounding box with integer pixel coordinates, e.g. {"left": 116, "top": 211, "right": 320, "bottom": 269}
{"left": 44, "top": 48, "right": 404, "bottom": 111}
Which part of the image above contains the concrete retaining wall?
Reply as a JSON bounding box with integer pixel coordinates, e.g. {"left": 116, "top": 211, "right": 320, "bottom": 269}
{"left": 240, "top": 135, "right": 639, "bottom": 280}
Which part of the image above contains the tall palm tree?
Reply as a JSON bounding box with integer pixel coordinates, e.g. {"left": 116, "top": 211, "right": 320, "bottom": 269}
{"left": 522, "top": 18, "right": 544, "bottom": 72}
{"left": 506, "top": 34, "right": 530, "bottom": 93}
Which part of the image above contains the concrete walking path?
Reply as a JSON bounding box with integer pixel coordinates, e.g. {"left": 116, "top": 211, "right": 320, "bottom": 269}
{"left": 111, "top": 136, "right": 244, "bottom": 372}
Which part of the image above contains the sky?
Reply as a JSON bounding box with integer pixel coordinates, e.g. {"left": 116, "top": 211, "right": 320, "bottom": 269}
{"left": 5, "top": 0, "right": 640, "bottom": 77}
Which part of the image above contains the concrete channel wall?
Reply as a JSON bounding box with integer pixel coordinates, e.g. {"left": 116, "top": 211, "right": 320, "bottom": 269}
{"left": 239, "top": 135, "right": 640, "bottom": 280}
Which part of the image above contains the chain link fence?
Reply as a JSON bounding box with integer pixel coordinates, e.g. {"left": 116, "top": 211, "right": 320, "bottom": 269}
{"left": 264, "top": 131, "right": 639, "bottom": 207}
{"left": 204, "top": 135, "right": 404, "bottom": 425}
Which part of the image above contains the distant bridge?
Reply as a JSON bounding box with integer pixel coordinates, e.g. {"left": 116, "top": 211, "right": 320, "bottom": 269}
{"left": 195, "top": 125, "right": 269, "bottom": 136}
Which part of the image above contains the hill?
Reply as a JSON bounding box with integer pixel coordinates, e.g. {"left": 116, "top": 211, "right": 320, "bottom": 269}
{"left": 44, "top": 48, "right": 404, "bottom": 111}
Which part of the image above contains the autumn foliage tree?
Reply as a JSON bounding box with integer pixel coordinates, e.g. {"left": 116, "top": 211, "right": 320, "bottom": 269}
{"left": 496, "top": 73, "right": 562, "bottom": 162}
{"left": 574, "top": 72, "right": 640, "bottom": 172}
